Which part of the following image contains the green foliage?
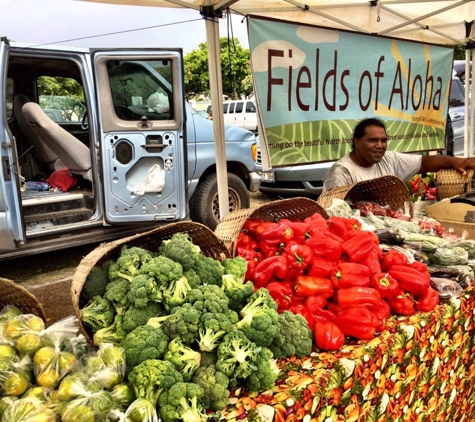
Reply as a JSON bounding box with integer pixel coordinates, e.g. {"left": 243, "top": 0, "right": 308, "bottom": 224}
{"left": 192, "top": 364, "right": 230, "bottom": 411}
{"left": 183, "top": 37, "right": 252, "bottom": 100}
{"left": 120, "top": 325, "right": 170, "bottom": 372}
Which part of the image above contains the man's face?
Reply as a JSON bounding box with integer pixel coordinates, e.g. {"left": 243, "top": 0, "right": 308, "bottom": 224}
{"left": 353, "top": 125, "right": 388, "bottom": 167}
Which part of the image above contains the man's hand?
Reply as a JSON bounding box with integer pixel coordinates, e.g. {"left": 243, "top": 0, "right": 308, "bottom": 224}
{"left": 420, "top": 155, "right": 475, "bottom": 175}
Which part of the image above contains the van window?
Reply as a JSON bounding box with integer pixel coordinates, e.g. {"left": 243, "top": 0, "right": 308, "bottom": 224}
{"left": 246, "top": 101, "right": 256, "bottom": 113}
{"left": 235, "top": 102, "right": 243, "bottom": 113}
{"left": 449, "top": 78, "right": 465, "bottom": 107}
{"left": 223, "top": 103, "right": 228, "bottom": 113}
{"left": 228, "top": 102, "right": 235, "bottom": 114}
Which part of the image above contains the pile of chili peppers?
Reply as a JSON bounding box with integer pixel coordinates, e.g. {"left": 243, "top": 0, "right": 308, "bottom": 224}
{"left": 236, "top": 212, "right": 439, "bottom": 351}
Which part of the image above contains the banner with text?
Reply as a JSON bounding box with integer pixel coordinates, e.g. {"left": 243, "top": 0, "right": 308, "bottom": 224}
{"left": 248, "top": 16, "right": 454, "bottom": 168}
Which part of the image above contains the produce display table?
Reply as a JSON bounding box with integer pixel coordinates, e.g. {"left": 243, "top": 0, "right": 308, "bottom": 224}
{"left": 223, "top": 287, "right": 475, "bottom": 422}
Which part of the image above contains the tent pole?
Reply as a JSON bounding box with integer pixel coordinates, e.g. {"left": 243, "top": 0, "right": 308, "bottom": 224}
{"left": 204, "top": 7, "right": 230, "bottom": 221}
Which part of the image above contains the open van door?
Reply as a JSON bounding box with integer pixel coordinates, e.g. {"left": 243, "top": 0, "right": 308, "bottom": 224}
{"left": 92, "top": 50, "right": 188, "bottom": 224}
{"left": 0, "top": 38, "right": 25, "bottom": 250}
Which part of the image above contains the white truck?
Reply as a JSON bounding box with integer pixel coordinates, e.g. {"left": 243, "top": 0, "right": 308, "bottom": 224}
{"left": 0, "top": 38, "right": 260, "bottom": 259}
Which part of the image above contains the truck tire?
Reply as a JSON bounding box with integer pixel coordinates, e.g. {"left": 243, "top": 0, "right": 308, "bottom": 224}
{"left": 191, "top": 173, "right": 250, "bottom": 230}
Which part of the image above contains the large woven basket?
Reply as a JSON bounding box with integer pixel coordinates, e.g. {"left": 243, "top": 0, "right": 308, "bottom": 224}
{"left": 214, "top": 197, "right": 329, "bottom": 257}
{"left": 317, "top": 176, "right": 413, "bottom": 215}
{"left": 0, "top": 277, "right": 47, "bottom": 323}
{"left": 436, "top": 169, "right": 473, "bottom": 200}
{"left": 71, "top": 221, "right": 230, "bottom": 344}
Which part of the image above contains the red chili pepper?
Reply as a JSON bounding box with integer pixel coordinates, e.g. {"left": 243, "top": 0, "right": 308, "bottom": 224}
{"left": 372, "top": 299, "right": 391, "bottom": 332}
{"left": 326, "top": 216, "right": 349, "bottom": 240}
{"left": 314, "top": 318, "right": 345, "bottom": 351}
{"left": 304, "top": 295, "right": 336, "bottom": 322}
{"left": 307, "top": 257, "right": 335, "bottom": 278}
{"left": 265, "top": 281, "right": 294, "bottom": 313}
{"left": 278, "top": 219, "right": 312, "bottom": 244}
{"left": 415, "top": 286, "right": 439, "bottom": 313}
{"left": 289, "top": 303, "right": 315, "bottom": 329}
{"left": 260, "top": 221, "right": 294, "bottom": 245}
{"left": 359, "top": 246, "right": 382, "bottom": 276}
{"left": 337, "top": 286, "right": 382, "bottom": 310}
{"left": 284, "top": 243, "right": 313, "bottom": 272}
{"left": 236, "top": 232, "right": 259, "bottom": 251}
{"left": 370, "top": 272, "right": 399, "bottom": 299}
{"left": 253, "top": 255, "right": 288, "bottom": 288}
{"left": 381, "top": 249, "right": 409, "bottom": 271}
{"left": 388, "top": 269, "right": 430, "bottom": 296}
{"left": 334, "top": 307, "right": 379, "bottom": 340}
{"left": 387, "top": 292, "right": 416, "bottom": 315}
{"left": 341, "top": 230, "right": 375, "bottom": 262}
{"left": 295, "top": 276, "right": 334, "bottom": 298}
{"left": 331, "top": 262, "right": 370, "bottom": 289}
{"left": 305, "top": 235, "right": 342, "bottom": 262}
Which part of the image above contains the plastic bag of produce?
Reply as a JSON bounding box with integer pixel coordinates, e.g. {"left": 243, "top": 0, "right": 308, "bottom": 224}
{"left": 0, "top": 306, "right": 23, "bottom": 325}
{"left": 0, "top": 354, "right": 33, "bottom": 397}
{"left": 429, "top": 246, "right": 469, "bottom": 266}
{"left": 431, "top": 277, "right": 464, "bottom": 301}
{"left": 1, "top": 397, "right": 56, "bottom": 422}
{"left": 110, "top": 383, "right": 136, "bottom": 411}
{"left": 326, "top": 198, "right": 354, "bottom": 218}
{"left": 61, "top": 389, "right": 114, "bottom": 421}
{"left": 108, "top": 398, "right": 159, "bottom": 422}
{"left": 3, "top": 314, "right": 45, "bottom": 345}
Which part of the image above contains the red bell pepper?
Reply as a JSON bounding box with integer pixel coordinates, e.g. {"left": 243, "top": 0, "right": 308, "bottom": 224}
{"left": 305, "top": 235, "right": 342, "bottom": 262}
{"left": 260, "top": 221, "right": 294, "bottom": 245}
{"left": 337, "top": 286, "right": 382, "bottom": 310}
{"left": 334, "top": 307, "right": 379, "bottom": 340}
{"left": 370, "top": 272, "right": 399, "bottom": 299}
{"left": 265, "top": 281, "right": 294, "bottom": 313}
{"left": 254, "top": 220, "right": 276, "bottom": 237}
{"left": 343, "top": 217, "right": 362, "bottom": 231}
{"left": 278, "top": 219, "right": 312, "bottom": 244}
{"left": 326, "top": 216, "right": 349, "bottom": 240}
{"left": 304, "top": 212, "right": 328, "bottom": 225}
{"left": 359, "top": 246, "right": 382, "bottom": 275}
{"left": 307, "top": 257, "right": 335, "bottom": 278}
{"left": 389, "top": 265, "right": 430, "bottom": 280}
{"left": 294, "top": 276, "right": 334, "bottom": 298}
{"left": 258, "top": 240, "right": 279, "bottom": 258}
{"left": 387, "top": 292, "right": 416, "bottom": 315}
{"left": 236, "top": 232, "right": 259, "bottom": 251}
{"left": 388, "top": 268, "right": 430, "bottom": 296}
{"left": 381, "top": 249, "right": 409, "bottom": 271}
{"left": 372, "top": 299, "right": 391, "bottom": 332}
{"left": 304, "top": 295, "right": 336, "bottom": 321}
{"left": 326, "top": 300, "right": 342, "bottom": 315}
{"left": 331, "top": 262, "right": 370, "bottom": 289}
{"left": 237, "top": 246, "right": 262, "bottom": 262}
{"left": 289, "top": 303, "right": 315, "bottom": 329}
{"left": 242, "top": 218, "right": 264, "bottom": 237}
{"left": 342, "top": 230, "right": 375, "bottom": 262}
{"left": 409, "top": 260, "right": 429, "bottom": 274}
{"left": 253, "top": 255, "right": 288, "bottom": 288}
{"left": 284, "top": 243, "right": 313, "bottom": 272}
{"left": 314, "top": 318, "right": 345, "bottom": 351}
{"left": 245, "top": 258, "right": 258, "bottom": 284}
{"left": 415, "top": 286, "right": 439, "bottom": 312}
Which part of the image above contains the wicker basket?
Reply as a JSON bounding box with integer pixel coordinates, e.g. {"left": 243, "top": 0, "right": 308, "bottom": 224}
{"left": 436, "top": 169, "right": 473, "bottom": 200}
{"left": 0, "top": 277, "right": 47, "bottom": 322}
{"left": 317, "top": 176, "right": 413, "bottom": 215}
{"left": 214, "top": 197, "right": 329, "bottom": 256}
{"left": 71, "top": 221, "right": 230, "bottom": 344}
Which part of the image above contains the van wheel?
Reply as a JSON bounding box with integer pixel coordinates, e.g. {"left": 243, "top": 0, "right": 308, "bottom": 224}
{"left": 191, "top": 173, "right": 250, "bottom": 230}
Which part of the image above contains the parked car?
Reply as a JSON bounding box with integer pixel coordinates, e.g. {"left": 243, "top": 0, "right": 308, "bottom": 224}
{"left": 207, "top": 99, "right": 258, "bottom": 132}
{"left": 258, "top": 74, "right": 471, "bottom": 197}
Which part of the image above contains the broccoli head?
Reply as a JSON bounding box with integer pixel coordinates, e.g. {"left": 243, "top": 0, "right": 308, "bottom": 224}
{"left": 93, "top": 314, "right": 128, "bottom": 346}
{"left": 216, "top": 330, "right": 261, "bottom": 380}
{"left": 192, "top": 364, "right": 230, "bottom": 411}
{"left": 158, "top": 233, "right": 202, "bottom": 271}
{"left": 162, "top": 276, "right": 192, "bottom": 311}
{"left": 222, "top": 256, "right": 248, "bottom": 282}
{"left": 185, "top": 284, "right": 230, "bottom": 314}
{"left": 234, "top": 288, "right": 280, "bottom": 348}
{"left": 244, "top": 347, "right": 279, "bottom": 393}
{"left": 164, "top": 338, "right": 202, "bottom": 381}
{"left": 268, "top": 311, "right": 313, "bottom": 359}
{"left": 192, "top": 255, "right": 225, "bottom": 287}
{"left": 157, "top": 382, "right": 207, "bottom": 422}
{"left": 183, "top": 269, "right": 202, "bottom": 289}
{"left": 127, "top": 359, "right": 183, "bottom": 406}
{"left": 127, "top": 274, "right": 162, "bottom": 308}
{"left": 120, "top": 325, "right": 170, "bottom": 373}
{"left": 221, "top": 273, "right": 254, "bottom": 311}
{"left": 81, "top": 259, "right": 114, "bottom": 302}
{"left": 80, "top": 295, "right": 115, "bottom": 333}
{"left": 120, "top": 245, "right": 154, "bottom": 265}
{"left": 139, "top": 256, "right": 184, "bottom": 287}
{"left": 161, "top": 303, "right": 201, "bottom": 346}
{"left": 114, "top": 252, "right": 142, "bottom": 282}
{"left": 198, "top": 311, "right": 235, "bottom": 352}
{"left": 104, "top": 278, "right": 131, "bottom": 315}
{"left": 122, "top": 301, "right": 164, "bottom": 334}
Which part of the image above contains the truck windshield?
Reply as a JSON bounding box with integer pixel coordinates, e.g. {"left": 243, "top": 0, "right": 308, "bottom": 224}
{"left": 107, "top": 60, "right": 174, "bottom": 121}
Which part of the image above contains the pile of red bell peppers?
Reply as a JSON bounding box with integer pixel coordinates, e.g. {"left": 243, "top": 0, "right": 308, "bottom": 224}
{"left": 236, "top": 212, "right": 439, "bottom": 351}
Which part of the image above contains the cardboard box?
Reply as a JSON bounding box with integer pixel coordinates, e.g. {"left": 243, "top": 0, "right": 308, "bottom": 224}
{"left": 426, "top": 198, "right": 475, "bottom": 223}
{"left": 437, "top": 219, "right": 475, "bottom": 238}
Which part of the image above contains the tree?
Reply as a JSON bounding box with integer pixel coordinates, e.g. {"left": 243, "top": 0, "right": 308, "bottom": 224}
{"left": 184, "top": 37, "right": 252, "bottom": 100}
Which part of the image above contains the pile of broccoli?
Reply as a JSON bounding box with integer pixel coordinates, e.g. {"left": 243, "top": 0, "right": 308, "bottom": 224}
{"left": 80, "top": 233, "right": 314, "bottom": 420}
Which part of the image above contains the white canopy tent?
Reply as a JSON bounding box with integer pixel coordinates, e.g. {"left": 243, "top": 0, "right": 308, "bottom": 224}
{"left": 82, "top": 0, "right": 475, "bottom": 220}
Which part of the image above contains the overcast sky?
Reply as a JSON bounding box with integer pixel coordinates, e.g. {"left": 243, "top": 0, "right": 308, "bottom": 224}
{"left": 2, "top": 0, "right": 249, "bottom": 54}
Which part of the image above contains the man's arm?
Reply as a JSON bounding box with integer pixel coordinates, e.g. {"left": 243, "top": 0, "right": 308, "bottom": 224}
{"left": 420, "top": 155, "right": 475, "bottom": 175}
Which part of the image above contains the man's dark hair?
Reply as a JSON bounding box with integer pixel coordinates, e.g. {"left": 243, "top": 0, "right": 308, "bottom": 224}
{"left": 352, "top": 118, "right": 387, "bottom": 149}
